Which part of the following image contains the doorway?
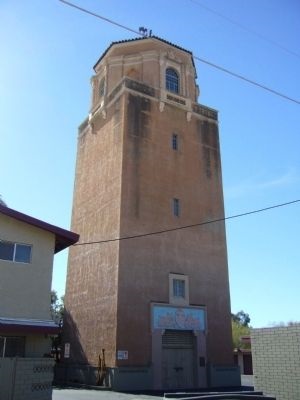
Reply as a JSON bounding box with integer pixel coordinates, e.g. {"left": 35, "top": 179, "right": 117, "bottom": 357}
{"left": 162, "top": 330, "right": 195, "bottom": 389}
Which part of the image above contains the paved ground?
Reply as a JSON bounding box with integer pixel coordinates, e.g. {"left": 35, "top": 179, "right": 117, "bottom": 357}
{"left": 53, "top": 388, "right": 163, "bottom": 400}
{"left": 53, "top": 377, "right": 254, "bottom": 400}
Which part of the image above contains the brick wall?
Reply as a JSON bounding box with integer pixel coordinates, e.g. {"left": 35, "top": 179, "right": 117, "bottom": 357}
{"left": 251, "top": 326, "right": 300, "bottom": 400}
{"left": 0, "top": 358, "right": 55, "bottom": 400}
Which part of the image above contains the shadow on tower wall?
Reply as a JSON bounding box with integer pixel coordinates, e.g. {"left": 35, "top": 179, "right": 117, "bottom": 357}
{"left": 54, "top": 308, "right": 105, "bottom": 386}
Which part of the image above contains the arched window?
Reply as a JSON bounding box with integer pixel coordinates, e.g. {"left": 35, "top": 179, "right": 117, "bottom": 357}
{"left": 99, "top": 77, "right": 105, "bottom": 97}
{"left": 166, "top": 68, "right": 179, "bottom": 94}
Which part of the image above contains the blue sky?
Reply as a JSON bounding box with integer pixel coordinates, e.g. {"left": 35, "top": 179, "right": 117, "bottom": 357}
{"left": 1, "top": 0, "right": 299, "bottom": 328}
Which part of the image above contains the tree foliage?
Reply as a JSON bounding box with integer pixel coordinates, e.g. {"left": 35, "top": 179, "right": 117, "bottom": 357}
{"left": 50, "top": 290, "right": 64, "bottom": 325}
{"left": 231, "top": 310, "right": 250, "bottom": 327}
{"left": 0, "top": 195, "right": 7, "bottom": 206}
{"left": 231, "top": 310, "right": 251, "bottom": 349}
{"left": 269, "top": 320, "right": 300, "bottom": 327}
{"left": 50, "top": 290, "right": 65, "bottom": 361}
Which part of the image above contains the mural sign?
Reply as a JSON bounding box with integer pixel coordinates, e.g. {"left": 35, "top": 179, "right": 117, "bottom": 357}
{"left": 153, "top": 305, "right": 205, "bottom": 331}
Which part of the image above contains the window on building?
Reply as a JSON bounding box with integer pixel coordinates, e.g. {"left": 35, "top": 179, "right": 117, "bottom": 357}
{"left": 99, "top": 77, "right": 105, "bottom": 97}
{"left": 173, "top": 279, "right": 185, "bottom": 298}
{"left": 169, "top": 273, "right": 189, "bottom": 305}
{"left": 173, "top": 198, "right": 180, "bottom": 217}
{"left": 166, "top": 68, "right": 179, "bottom": 93}
{"left": 0, "top": 240, "right": 32, "bottom": 263}
{"left": 172, "top": 133, "right": 178, "bottom": 150}
{"left": 0, "top": 336, "right": 25, "bottom": 357}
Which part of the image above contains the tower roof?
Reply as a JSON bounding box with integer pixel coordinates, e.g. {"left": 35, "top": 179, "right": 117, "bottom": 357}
{"left": 93, "top": 36, "right": 195, "bottom": 72}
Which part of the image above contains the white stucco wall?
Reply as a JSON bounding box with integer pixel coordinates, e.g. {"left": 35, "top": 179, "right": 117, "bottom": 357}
{"left": 0, "top": 213, "right": 55, "bottom": 320}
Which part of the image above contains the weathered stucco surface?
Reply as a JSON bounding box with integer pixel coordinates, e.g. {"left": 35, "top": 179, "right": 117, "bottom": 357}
{"left": 64, "top": 37, "right": 232, "bottom": 373}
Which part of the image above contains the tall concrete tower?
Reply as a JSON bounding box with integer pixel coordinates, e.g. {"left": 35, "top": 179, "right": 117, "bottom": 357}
{"left": 64, "top": 36, "right": 234, "bottom": 391}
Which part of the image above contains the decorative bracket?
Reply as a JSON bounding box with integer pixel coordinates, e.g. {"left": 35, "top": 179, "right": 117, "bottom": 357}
{"left": 159, "top": 101, "right": 165, "bottom": 112}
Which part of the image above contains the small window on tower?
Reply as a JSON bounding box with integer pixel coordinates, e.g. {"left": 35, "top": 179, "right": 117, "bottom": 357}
{"left": 99, "top": 77, "right": 105, "bottom": 97}
{"left": 173, "top": 198, "right": 180, "bottom": 217}
{"left": 172, "top": 134, "right": 178, "bottom": 150}
{"left": 169, "top": 273, "right": 189, "bottom": 305}
{"left": 173, "top": 279, "right": 185, "bottom": 298}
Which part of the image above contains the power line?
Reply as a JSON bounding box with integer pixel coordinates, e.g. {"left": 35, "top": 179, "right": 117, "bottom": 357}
{"left": 59, "top": 0, "right": 141, "bottom": 35}
{"left": 193, "top": 55, "right": 300, "bottom": 105}
{"left": 57, "top": 3, "right": 299, "bottom": 245}
{"left": 73, "top": 199, "right": 300, "bottom": 246}
{"left": 187, "top": 0, "right": 300, "bottom": 59}
{"left": 58, "top": 0, "right": 300, "bottom": 106}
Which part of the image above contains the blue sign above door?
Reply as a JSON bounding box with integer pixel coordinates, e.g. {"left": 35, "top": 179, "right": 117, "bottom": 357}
{"left": 152, "top": 305, "right": 205, "bottom": 331}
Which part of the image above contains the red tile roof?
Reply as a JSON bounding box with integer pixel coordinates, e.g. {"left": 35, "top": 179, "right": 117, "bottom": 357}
{"left": 93, "top": 35, "right": 194, "bottom": 71}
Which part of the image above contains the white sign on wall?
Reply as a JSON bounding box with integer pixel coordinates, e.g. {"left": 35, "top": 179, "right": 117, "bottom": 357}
{"left": 64, "top": 343, "right": 70, "bottom": 358}
{"left": 117, "top": 350, "right": 128, "bottom": 360}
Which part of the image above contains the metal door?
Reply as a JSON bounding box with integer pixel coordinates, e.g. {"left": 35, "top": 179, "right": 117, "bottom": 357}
{"left": 243, "top": 353, "right": 253, "bottom": 375}
{"left": 162, "top": 330, "right": 195, "bottom": 389}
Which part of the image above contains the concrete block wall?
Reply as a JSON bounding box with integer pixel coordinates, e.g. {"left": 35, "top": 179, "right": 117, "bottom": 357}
{"left": 0, "top": 358, "right": 55, "bottom": 400}
{"left": 251, "top": 326, "right": 300, "bottom": 400}
{"left": 0, "top": 358, "right": 14, "bottom": 400}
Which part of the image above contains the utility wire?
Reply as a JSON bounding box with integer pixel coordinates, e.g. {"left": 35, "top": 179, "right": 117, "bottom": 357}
{"left": 59, "top": 0, "right": 141, "bottom": 35}
{"left": 188, "top": 0, "right": 300, "bottom": 59}
{"left": 57, "top": 2, "right": 300, "bottom": 244}
{"left": 58, "top": 0, "right": 300, "bottom": 106}
{"left": 192, "top": 55, "right": 300, "bottom": 105}
{"left": 73, "top": 199, "right": 300, "bottom": 246}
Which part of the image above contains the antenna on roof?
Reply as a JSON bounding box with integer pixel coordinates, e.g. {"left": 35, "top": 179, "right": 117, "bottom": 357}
{"left": 139, "top": 27, "right": 152, "bottom": 37}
